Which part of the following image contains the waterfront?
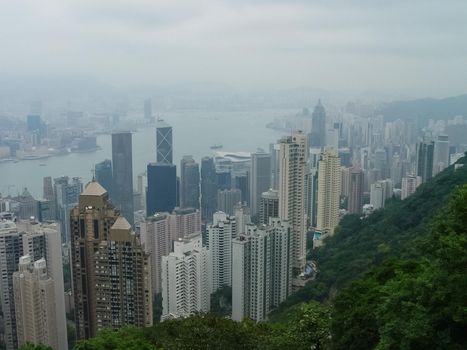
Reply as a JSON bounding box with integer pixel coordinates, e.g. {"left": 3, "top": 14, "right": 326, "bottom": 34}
{"left": 0, "top": 109, "right": 292, "bottom": 197}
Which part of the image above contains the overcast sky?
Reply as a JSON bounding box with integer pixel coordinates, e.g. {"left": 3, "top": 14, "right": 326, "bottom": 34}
{"left": 1, "top": 0, "right": 466, "bottom": 97}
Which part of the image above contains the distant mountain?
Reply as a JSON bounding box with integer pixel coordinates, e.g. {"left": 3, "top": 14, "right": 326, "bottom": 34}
{"left": 378, "top": 94, "right": 467, "bottom": 125}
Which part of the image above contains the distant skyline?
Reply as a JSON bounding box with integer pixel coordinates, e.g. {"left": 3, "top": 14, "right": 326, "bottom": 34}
{"left": 1, "top": 1, "right": 466, "bottom": 97}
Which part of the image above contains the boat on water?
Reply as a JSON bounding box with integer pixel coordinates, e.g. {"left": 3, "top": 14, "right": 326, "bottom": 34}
{"left": 39, "top": 163, "right": 47, "bottom": 166}
{"left": 210, "top": 144, "right": 223, "bottom": 150}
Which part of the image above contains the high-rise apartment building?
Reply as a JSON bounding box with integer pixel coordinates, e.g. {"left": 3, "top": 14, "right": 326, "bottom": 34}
{"left": 370, "top": 179, "right": 393, "bottom": 209}
{"left": 259, "top": 189, "right": 279, "bottom": 225}
{"left": 156, "top": 120, "right": 173, "bottom": 164}
{"left": 95, "top": 159, "right": 113, "bottom": 194}
{"left": 269, "top": 143, "right": 280, "bottom": 190}
{"left": 70, "top": 181, "right": 152, "bottom": 340}
{"left": 278, "top": 131, "right": 308, "bottom": 275}
{"left": 348, "top": 167, "right": 364, "bottom": 214}
{"left": 201, "top": 157, "right": 217, "bottom": 222}
{"left": 249, "top": 152, "right": 271, "bottom": 216}
{"left": 231, "top": 218, "right": 292, "bottom": 322}
{"left": 141, "top": 208, "right": 201, "bottom": 296}
{"left": 417, "top": 141, "right": 434, "bottom": 183}
{"left": 207, "top": 212, "right": 236, "bottom": 291}
{"left": 16, "top": 220, "right": 68, "bottom": 350}
{"left": 216, "top": 188, "right": 242, "bottom": 216}
{"left": 316, "top": 148, "right": 341, "bottom": 235}
{"left": 180, "top": 156, "right": 200, "bottom": 209}
{"left": 112, "top": 132, "right": 134, "bottom": 225}
{"left": 146, "top": 163, "right": 177, "bottom": 216}
{"left": 401, "top": 175, "right": 422, "bottom": 200}
{"left": 13, "top": 257, "right": 58, "bottom": 350}
{"left": 161, "top": 234, "right": 210, "bottom": 320}
{"left": 0, "top": 220, "right": 22, "bottom": 350}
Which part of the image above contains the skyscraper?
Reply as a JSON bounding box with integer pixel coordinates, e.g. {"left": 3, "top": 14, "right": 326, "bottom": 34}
{"left": 112, "top": 132, "right": 134, "bottom": 225}
{"left": 201, "top": 157, "right": 217, "bottom": 222}
{"left": 13, "top": 257, "right": 59, "bottom": 350}
{"left": 433, "top": 135, "right": 450, "bottom": 175}
{"left": 316, "top": 148, "right": 341, "bottom": 235}
{"left": 144, "top": 98, "right": 152, "bottom": 120}
{"left": 207, "top": 212, "right": 236, "bottom": 291}
{"left": 231, "top": 219, "right": 292, "bottom": 322}
{"left": 54, "top": 176, "right": 82, "bottom": 242}
{"left": 161, "top": 234, "right": 210, "bottom": 320}
{"left": 0, "top": 220, "right": 22, "bottom": 350}
{"left": 95, "top": 159, "right": 113, "bottom": 194}
{"left": 180, "top": 156, "right": 200, "bottom": 209}
{"left": 309, "top": 100, "right": 326, "bottom": 148}
{"left": 348, "top": 167, "right": 364, "bottom": 214}
{"left": 249, "top": 152, "right": 271, "bottom": 216}
{"left": 370, "top": 179, "right": 393, "bottom": 209}
{"left": 259, "top": 189, "right": 279, "bottom": 225}
{"left": 217, "top": 188, "right": 242, "bottom": 216}
{"left": 156, "top": 120, "right": 173, "bottom": 164}
{"left": 146, "top": 163, "right": 177, "bottom": 216}
{"left": 416, "top": 140, "right": 434, "bottom": 183}
{"left": 278, "top": 131, "right": 308, "bottom": 276}
{"left": 70, "top": 181, "right": 152, "bottom": 340}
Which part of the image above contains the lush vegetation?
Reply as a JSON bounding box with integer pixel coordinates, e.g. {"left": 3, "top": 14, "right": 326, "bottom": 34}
{"left": 21, "top": 157, "right": 467, "bottom": 349}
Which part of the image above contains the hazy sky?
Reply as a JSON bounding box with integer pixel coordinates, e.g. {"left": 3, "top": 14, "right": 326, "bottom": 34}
{"left": 1, "top": 0, "right": 466, "bottom": 97}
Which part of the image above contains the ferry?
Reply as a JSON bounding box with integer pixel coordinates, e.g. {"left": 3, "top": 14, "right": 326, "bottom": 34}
{"left": 210, "top": 144, "right": 223, "bottom": 150}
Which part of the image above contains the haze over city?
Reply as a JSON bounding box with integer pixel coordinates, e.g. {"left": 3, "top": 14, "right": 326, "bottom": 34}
{"left": 1, "top": 0, "right": 466, "bottom": 97}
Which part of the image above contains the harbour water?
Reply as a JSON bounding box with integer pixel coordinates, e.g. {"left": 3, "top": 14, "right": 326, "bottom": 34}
{"left": 0, "top": 109, "right": 295, "bottom": 197}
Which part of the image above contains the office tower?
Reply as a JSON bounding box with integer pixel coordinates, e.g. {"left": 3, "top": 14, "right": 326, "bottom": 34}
{"left": 112, "top": 131, "right": 134, "bottom": 225}
{"left": 316, "top": 148, "right": 341, "bottom": 235}
{"left": 144, "top": 98, "right": 152, "bottom": 120}
{"left": 180, "top": 156, "right": 200, "bottom": 209}
{"left": 43, "top": 176, "right": 54, "bottom": 202}
{"left": 156, "top": 120, "right": 173, "bottom": 164}
{"left": 433, "top": 135, "right": 450, "bottom": 175}
{"left": 70, "top": 181, "right": 152, "bottom": 340}
{"left": 348, "top": 167, "right": 364, "bottom": 214}
{"left": 417, "top": 141, "right": 435, "bottom": 183}
{"left": 260, "top": 189, "right": 279, "bottom": 225}
{"left": 13, "top": 257, "right": 58, "bottom": 350}
{"left": 216, "top": 170, "right": 232, "bottom": 190}
{"left": 16, "top": 188, "right": 38, "bottom": 220}
{"left": 146, "top": 163, "right": 177, "bottom": 216}
{"left": 0, "top": 220, "right": 22, "bottom": 350}
{"left": 390, "top": 153, "right": 403, "bottom": 186}
{"left": 401, "top": 175, "right": 422, "bottom": 200}
{"left": 217, "top": 189, "right": 242, "bottom": 216}
{"left": 234, "top": 204, "right": 251, "bottom": 235}
{"left": 234, "top": 174, "right": 249, "bottom": 204}
{"left": 249, "top": 152, "right": 271, "bottom": 216}
{"left": 370, "top": 179, "right": 393, "bottom": 209}
{"left": 137, "top": 172, "right": 148, "bottom": 212}
{"left": 309, "top": 100, "right": 326, "bottom": 148}
{"left": 269, "top": 143, "right": 280, "bottom": 190}
{"left": 27, "top": 115, "right": 42, "bottom": 144}
{"left": 207, "top": 212, "right": 236, "bottom": 291}
{"left": 37, "top": 199, "right": 53, "bottom": 221}
{"left": 278, "top": 131, "right": 308, "bottom": 275}
{"left": 54, "top": 176, "right": 82, "bottom": 242}
{"left": 161, "top": 234, "right": 210, "bottom": 320}
{"left": 374, "top": 148, "right": 388, "bottom": 179}
{"left": 141, "top": 208, "right": 201, "bottom": 296}
{"left": 201, "top": 157, "right": 217, "bottom": 222}
{"left": 16, "top": 219, "right": 68, "bottom": 350}
{"left": 95, "top": 159, "right": 113, "bottom": 194}
{"left": 231, "top": 219, "right": 292, "bottom": 322}
{"left": 326, "top": 128, "right": 339, "bottom": 150}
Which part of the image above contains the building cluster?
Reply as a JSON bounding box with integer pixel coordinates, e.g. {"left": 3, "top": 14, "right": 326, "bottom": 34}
{"left": 1, "top": 99, "right": 465, "bottom": 349}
